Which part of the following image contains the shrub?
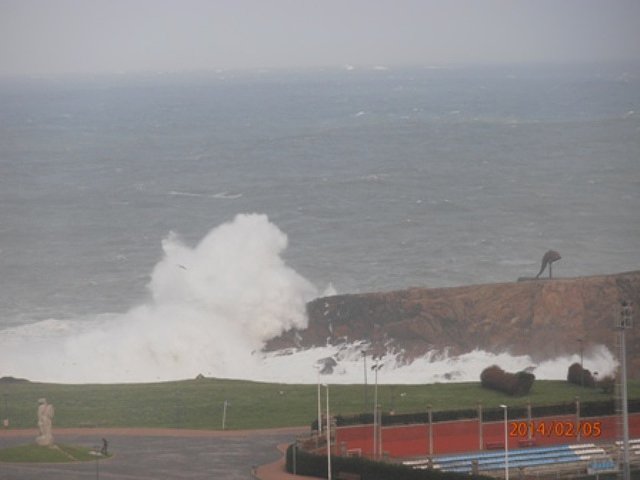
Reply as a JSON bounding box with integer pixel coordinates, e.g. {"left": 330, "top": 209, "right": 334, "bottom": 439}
{"left": 515, "top": 371, "right": 536, "bottom": 395}
{"left": 480, "top": 365, "right": 535, "bottom": 396}
{"left": 567, "top": 363, "right": 596, "bottom": 388}
{"left": 596, "top": 376, "right": 615, "bottom": 394}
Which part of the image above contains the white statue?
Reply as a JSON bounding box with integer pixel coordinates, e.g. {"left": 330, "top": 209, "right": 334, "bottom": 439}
{"left": 36, "top": 398, "right": 54, "bottom": 446}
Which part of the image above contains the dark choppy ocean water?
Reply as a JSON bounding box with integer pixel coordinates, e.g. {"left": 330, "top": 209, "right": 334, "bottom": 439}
{"left": 1, "top": 65, "right": 638, "bottom": 382}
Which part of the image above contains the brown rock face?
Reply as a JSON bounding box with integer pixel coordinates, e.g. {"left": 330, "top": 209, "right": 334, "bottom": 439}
{"left": 265, "top": 271, "right": 640, "bottom": 379}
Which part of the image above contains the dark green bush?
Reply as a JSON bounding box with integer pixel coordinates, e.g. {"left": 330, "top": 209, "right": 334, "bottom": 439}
{"left": 567, "top": 363, "right": 597, "bottom": 388}
{"left": 480, "top": 365, "right": 535, "bottom": 396}
{"left": 597, "top": 376, "right": 615, "bottom": 394}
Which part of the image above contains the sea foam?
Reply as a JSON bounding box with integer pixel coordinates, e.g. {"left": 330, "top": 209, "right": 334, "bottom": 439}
{"left": 1, "top": 214, "right": 315, "bottom": 383}
{"left": 0, "top": 214, "right": 618, "bottom": 384}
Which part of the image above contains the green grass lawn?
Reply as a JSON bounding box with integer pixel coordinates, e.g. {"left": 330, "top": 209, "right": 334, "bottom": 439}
{"left": 0, "top": 378, "right": 638, "bottom": 431}
{"left": 0, "top": 444, "right": 109, "bottom": 463}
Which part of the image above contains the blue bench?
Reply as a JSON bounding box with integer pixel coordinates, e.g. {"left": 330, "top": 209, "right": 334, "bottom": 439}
{"left": 413, "top": 444, "right": 605, "bottom": 473}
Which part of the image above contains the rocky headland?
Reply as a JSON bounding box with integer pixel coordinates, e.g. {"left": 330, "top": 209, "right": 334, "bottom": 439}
{"left": 266, "top": 271, "right": 640, "bottom": 379}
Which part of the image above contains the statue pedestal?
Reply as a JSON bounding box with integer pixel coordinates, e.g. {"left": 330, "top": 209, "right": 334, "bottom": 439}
{"left": 36, "top": 434, "right": 54, "bottom": 447}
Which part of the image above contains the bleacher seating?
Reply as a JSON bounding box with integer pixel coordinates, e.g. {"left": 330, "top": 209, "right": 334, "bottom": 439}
{"left": 403, "top": 443, "right": 609, "bottom": 474}
{"left": 614, "top": 438, "right": 640, "bottom": 455}
{"left": 587, "top": 457, "right": 617, "bottom": 475}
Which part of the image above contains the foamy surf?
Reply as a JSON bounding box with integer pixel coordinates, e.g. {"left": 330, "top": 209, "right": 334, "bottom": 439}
{"left": 0, "top": 214, "right": 618, "bottom": 385}
{"left": 257, "top": 343, "right": 618, "bottom": 385}
{"left": 1, "top": 214, "right": 314, "bottom": 383}
{"left": 0, "top": 318, "right": 617, "bottom": 384}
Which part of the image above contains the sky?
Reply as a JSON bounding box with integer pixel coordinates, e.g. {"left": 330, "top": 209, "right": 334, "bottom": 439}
{"left": 1, "top": 0, "right": 639, "bottom": 76}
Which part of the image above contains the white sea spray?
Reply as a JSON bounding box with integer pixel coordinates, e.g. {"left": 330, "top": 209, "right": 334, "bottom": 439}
{"left": 0, "top": 215, "right": 617, "bottom": 384}
{"left": 1, "top": 214, "right": 316, "bottom": 383}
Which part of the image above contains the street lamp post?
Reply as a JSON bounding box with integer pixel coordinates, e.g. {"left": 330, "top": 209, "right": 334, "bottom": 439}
{"left": 618, "top": 301, "right": 633, "bottom": 480}
{"left": 324, "top": 384, "right": 332, "bottom": 480}
{"left": 317, "top": 372, "right": 322, "bottom": 436}
{"left": 499, "top": 404, "right": 509, "bottom": 480}
{"left": 578, "top": 338, "right": 584, "bottom": 388}
{"left": 222, "top": 400, "right": 230, "bottom": 430}
{"left": 2, "top": 394, "right": 7, "bottom": 427}
{"left": 427, "top": 404, "right": 433, "bottom": 456}
{"left": 362, "top": 350, "right": 368, "bottom": 411}
{"left": 372, "top": 362, "right": 383, "bottom": 459}
{"left": 313, "top": 364, "right": 322, "bottom": 445}
{"left": 293, "top": 439, "right": 297, "bottom": 475}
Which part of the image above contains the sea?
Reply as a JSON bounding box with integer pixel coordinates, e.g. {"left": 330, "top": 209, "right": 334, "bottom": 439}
{"left": 1, "top": 64, "right": 639, "bottom": 384}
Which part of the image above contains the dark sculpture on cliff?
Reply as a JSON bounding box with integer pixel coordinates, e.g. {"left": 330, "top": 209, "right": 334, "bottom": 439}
{"left": 535, "top": 250, "right": 561, "bottom": 279}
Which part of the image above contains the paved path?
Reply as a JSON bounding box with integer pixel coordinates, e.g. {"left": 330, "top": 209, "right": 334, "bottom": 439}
{"left": 255, "top": 443, "right": 318, "bottom": 480}
{"left": 0, "top": 427, "right": 311, "bottom": 480}
{"left": 0, "top": 426, "right": 309, "bottom": 439}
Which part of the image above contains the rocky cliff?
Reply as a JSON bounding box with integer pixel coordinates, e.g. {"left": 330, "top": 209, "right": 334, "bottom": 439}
{"left": 266, "top": 271, "right": 640, "bottom": 379}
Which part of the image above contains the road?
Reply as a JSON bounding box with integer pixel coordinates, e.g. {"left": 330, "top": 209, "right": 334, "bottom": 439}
{"left": 0, "top": 427, "right": 307, "bottom": 479}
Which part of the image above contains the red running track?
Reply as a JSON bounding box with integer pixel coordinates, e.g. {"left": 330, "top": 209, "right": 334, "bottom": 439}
{"left": 335, "top": 413, "right": 640, "bottom": 458}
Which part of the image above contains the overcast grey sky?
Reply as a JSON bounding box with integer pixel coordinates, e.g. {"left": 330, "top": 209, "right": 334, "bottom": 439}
{"left": 1, "top": 0, "right": 639, "bottom": 76}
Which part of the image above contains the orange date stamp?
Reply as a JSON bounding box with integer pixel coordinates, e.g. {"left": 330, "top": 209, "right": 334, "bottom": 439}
{"left": 509, "top": 421, "right": 602, "bottom": 438}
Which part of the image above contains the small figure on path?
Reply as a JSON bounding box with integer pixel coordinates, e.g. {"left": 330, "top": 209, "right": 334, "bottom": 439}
{"left": 101, "top": 438, "right": 109, "bottom": 456}
{"left": 36, "top": 398, "right": 55, "bottom": 446}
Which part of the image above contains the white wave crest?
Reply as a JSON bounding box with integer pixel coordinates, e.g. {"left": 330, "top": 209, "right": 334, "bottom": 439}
{"left": 257, "top": 343, "right": 618, "bottom": 385}
{"left": 0, "top": 214, "right": 619, "bottom": 385}
{"left": 0, "top": 214, "right": 316, "bottom": 383}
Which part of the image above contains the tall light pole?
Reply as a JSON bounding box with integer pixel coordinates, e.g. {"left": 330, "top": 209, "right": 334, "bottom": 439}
{"left": 222, "top": 400, "right": 230, "bottom": 430}
{"left": 362, "top": 350, "right": 368, "bottom": 411}
{"left": 293, "top": 439, "right": 297, "bottom": 475}
{"left": 313, "top": 364, "right": 322, "bottom": 442}
{"left": 499, "top": 404, "right": 509, "bottom": 480}
{"left": 577, "top": 338, "right": 584, "bottom": 388}
{"left": 2, "top": 394, "right": 7, "bottom": 427}
{"left": 427, "top": 404, "right": 433, "bottom": 456}
{"left": 372, "top": 362, "right": 383, "bottom": 459}
{"left": 95, "top": 450, "right": 101, "bottom": 480}
{"left": 323, "top": 384, "right": 332, "bottom": 480}
{"left": 317, "top": 371, "right": 322, "bottom": 436}
{"left": 618, "top": 301, "right": 633, "bottom": 480}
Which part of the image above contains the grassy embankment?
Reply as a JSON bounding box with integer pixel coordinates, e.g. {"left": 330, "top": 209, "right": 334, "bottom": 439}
{"left": 0, "top": 444, "right": 109, "bottom": 463}
{"left": 1, "top": 378, "right": 638, "bottom": 431}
